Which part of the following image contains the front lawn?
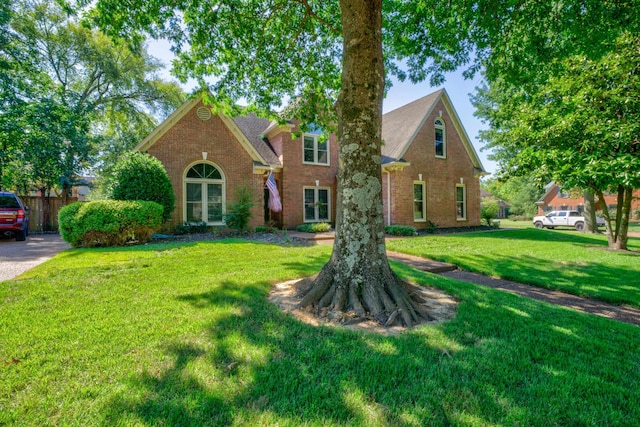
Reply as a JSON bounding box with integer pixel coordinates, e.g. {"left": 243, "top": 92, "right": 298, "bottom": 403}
{"left": 387, "top": 228, "right": 640, "bottom": 307}
{"left": 1, "top": 239, "right": 639, "bottom": 426}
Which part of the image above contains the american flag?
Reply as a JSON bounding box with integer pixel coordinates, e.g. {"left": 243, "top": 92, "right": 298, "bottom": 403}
{"left": 265, "top": 172, "right": 282, "bottom": 212}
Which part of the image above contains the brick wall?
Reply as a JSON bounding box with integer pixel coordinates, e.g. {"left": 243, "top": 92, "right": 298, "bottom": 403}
{"left": 278, "top": 125, "right": 339, "bottom": 228}
{"left": 145, "top": 98, "right": 483, "bottom": 232}
{"left": 146, "top": 102, "right": 265, "bottom": 230}
{"left": 386, "top": 100, "right": 481, "bottom": 229}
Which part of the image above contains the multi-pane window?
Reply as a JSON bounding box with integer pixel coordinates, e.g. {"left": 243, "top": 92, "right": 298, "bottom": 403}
{"left": 304, "top": 187, "right": 330, "bottom": 222}
{"left": 185, "top": 163, "right": 224, "bottom": 224}
{"left": 413, "top": 181, "right": 426, "bottom": 221}
{"left": 303, "top": 134, "right": 329, "bottom": 165}
{"left": 435, "top": 118, "right": 446, "bottom": 158}
{"left": 456, "top": 184, "right": 466, "bottom": 220}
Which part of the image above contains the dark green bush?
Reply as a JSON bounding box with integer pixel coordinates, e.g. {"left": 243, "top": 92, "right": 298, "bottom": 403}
{"left": 58, "top": 200, "right": 163, "bottom": 247}
{"left": 295, "top": 222, "right": 332, "bottom": 233}
{"left": 255, "top": 225, "right": 278, "bottom": 233}
{"left": 384, "top": 225, "right": 417, "bottom": 236}
{"left": 424, "top": 220, "right": 438, "bottom": 234}
{"left": 255, "top": 220, "right": 279, "bottom": 233}
{"left": 174, "top": 221, "right": 210, "bottom": 235}
{"left": 224, "top": 184, "right": 255, "bottom": 232}
{"left": 109, "top": 152, "right": 175, "bottom": 221}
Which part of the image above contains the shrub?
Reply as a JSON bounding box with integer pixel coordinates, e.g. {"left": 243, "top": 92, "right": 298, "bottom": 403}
{"left": 109, "top": 152, "right": 175, "bottom": 221}
{"left": 58, "top": 200, "right": 163, "bottom": 247}
{"left": 224, "top": 184, "right": 255, "bottom": 232}
{"left": 174, "top": 221, "right": 210, "bottom": 235}
{"left": 633, "top": 207, "right": 640, "bottom": 221}
{"left": 384, "top": 225, "right": 417, "bottom": 236}
{"left": 295, "top": 222, "right": 332, "bottom": 233}
{"left": 481, "top": 198, "right": 500, "bottom": 227}
{"left": 424, "top": 220, "right": 438, "bottom": 234}
{"left": 255, "top": 224, "right": 278, "bottom": 233}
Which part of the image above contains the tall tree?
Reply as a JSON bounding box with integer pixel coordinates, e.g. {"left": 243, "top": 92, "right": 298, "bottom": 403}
{"left": 476, "top": 33, "right": 640, "bottom": 250}
{"left": 481, "top": 175, "right": 543, "bottom": 218}
{"left": 1, "top": 0, "right": 185, "bottom": 199}
{"left": 88, "top": 0, "right": 639, "bottom": 325}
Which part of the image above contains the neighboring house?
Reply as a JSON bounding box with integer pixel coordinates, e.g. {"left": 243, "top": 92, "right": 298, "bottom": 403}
{"left": 536, "top": 182, "right": 640, "bottom": 215}
{"left": 480, "top": 189, "right": 510, "bottom": 218}
{"left": 135, "top": 88, "right": 487, "bottom": 230}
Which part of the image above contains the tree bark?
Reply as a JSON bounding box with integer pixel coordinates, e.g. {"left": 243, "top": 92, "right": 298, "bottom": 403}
{"left": 298, "top": 0, "right": 430, "bottom": 327}
{"left": 598, "top": 186, "right": 632, "bottom": 250}
{"left": 583, "top": 189, "right": 598, "bottom": 233}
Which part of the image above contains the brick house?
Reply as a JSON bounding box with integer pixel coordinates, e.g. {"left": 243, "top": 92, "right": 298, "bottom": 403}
{"left": 135, "top": 88, "right": 487, "bottom": 230}
{"left": 536, "top": 182, "right": 640, "bottom": 215}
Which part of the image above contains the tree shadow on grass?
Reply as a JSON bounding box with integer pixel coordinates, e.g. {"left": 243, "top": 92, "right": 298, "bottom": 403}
{"left": 103, "top": 272, "right": 640, "bottom": 426}
{"left": 430, "top": 251, "right": 640, "bottom": 307}
{"left": 445, "top": 228, "right": 616, "bottom": 247}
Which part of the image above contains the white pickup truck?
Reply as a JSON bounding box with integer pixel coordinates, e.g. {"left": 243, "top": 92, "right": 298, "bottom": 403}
{"left": 533, "top": 210, "right": 605, "bottom": 231}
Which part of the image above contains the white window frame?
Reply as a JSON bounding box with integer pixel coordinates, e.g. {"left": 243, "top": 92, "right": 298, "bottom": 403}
{"left": 183, "top": 161, "right": 226, "bottom": 226}
{"left": 302, "top": 133, "right": 330, "bottom": 166}
{"left": 435, "top": 118, "right": 446, "bottom": 158}
{"left": 303, "top": 186, "right": 331, "bottom": 223}
{"left": 413, "top": 181, "right": 426, "bottom": 222}
{"left": 456, "top": 183, "right": 466, "bottom": 221}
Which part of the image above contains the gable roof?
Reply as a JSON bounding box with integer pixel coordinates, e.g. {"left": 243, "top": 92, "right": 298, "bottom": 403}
{"left": 137, "top": 90, "right": 486, "bottom": 174}
{"left": 381, "top": 88, "right": 487, "bottom": 175}
{"left": 134, "top": 96, "right": 281, "bottom": 168}
{"left": 231, "top": 114, "right": 280, "bottom": 166}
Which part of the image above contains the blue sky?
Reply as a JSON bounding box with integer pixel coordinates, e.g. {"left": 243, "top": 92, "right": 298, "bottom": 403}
{"left": 147, "top": 40, "right": 496, "bottom": 175}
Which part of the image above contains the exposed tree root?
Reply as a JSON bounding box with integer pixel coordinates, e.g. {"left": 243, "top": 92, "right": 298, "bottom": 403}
{"left": 296, "top": 261, "right": 435, "bottom": 328}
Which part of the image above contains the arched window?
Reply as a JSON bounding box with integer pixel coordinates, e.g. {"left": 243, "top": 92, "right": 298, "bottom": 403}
{"left": 184, "top": 162, "right": 225, "bottom": 225}
{"left": 435, "top": 118, "right": 446, "bottom": 158}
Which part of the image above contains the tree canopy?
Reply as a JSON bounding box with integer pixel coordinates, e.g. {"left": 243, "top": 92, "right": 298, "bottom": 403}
{"left": 475, "top": 32, "right": 640, "bottom": 249}
{"left": 0, "top": 0, "right": 185, "bottom": 196}
{"left": 85, "top": 0, "right": 640, "bottom": 325}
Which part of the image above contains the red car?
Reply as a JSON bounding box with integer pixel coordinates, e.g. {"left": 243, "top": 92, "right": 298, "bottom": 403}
{"left": 0, "top": 191, "right": 30, "bottom": 241}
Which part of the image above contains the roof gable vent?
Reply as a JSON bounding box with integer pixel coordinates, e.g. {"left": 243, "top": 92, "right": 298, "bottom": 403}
{"left": 196, "top": 107, "right": 212, "bottom": 121}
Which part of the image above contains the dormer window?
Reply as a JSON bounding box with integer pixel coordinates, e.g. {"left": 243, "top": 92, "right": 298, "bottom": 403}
{"left": 435, "top": 118, "right": 446, "bottom": 158}
{"left": 303, "top": 129, "right": 329, "bottom": 166}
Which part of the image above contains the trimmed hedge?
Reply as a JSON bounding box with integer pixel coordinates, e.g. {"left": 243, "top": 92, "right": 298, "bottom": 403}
{"left": 59, "top": 200, "right": 163, "bottom": 247}
{"left": 384, "top": 225, "right": 417, "bottom": 236}
{"left": 295, "top": 222, "right": 332, "bottom": 233}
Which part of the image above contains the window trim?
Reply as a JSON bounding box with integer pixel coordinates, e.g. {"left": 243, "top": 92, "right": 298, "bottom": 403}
{"left": 413, "top": 181, "right": 426, "bottom": 222}
{"left": 302, "top": 133, "right": 330, "bottom": 166}
{"left": 303, "top": 186, "right": 331, "bottom": 223}
{"left": 435, "top": 118, "right": 446, "bottom": 159}
{"left": 456, "top": 183, "right": 466, "bottom": 221}
{"left": 183, "top": 161, "right": 226, "bottom": 226}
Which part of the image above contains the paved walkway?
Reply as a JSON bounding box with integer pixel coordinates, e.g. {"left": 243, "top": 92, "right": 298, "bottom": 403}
{"left": 0, "top": 234, "right": 70, "bottom": 282}
{"left": 289, "top": 231, "right": 640, "bottom": 327}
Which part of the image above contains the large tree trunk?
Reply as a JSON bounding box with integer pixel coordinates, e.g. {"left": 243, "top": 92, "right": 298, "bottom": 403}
{"left": 583, "top": 189, "right": 598, "bottom": 233}
{"left": 298, "top": 0, "right": 430, "bottom": 327}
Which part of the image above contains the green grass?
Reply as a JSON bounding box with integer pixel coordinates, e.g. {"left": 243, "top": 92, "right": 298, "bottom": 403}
{"left": 387, "top": 228, "right": 640, "bottom": 307}
{"left": 495, "top": 218, "right": 533, "bottom": 229}
{"left": 1, "top": 239, "right": 640, "bottom": 425}
{"left": 499, "top": 218, "right": 640, "bottom": 232}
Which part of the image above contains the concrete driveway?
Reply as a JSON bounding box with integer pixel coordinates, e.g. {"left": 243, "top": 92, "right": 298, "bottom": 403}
{"left": 0, "top": 234, "right": 70, "bottom": 282}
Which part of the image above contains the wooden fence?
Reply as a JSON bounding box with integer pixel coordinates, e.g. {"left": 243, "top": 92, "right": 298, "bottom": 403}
{"left": 21, "top": 196, "right": 78, "bottom": 232}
